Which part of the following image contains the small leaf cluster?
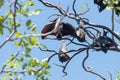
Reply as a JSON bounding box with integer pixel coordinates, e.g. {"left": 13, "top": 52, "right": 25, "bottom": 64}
{"left": 0, "top": 0, "right": 50, "bottom": 80}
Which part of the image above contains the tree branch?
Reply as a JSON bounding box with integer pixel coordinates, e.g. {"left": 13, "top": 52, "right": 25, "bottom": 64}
{"left": 0, "top": 51, "right": 20, "bottom": 74}
{"left": 82, "top": 49, "right": 106, "bottom": 80}
{"left": 0, "top": 0, "right": 18, "bottom": 48}
{"left": 62, "top": 47, "right": 88, "bottom": 76}
{"left": 111, "top": 8, "right": 115, "bottom": 42}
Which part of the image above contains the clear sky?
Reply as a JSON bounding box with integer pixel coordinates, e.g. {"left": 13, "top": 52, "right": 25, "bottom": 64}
{"left": 0, "top": 0, "right": 120, "bottom": 80}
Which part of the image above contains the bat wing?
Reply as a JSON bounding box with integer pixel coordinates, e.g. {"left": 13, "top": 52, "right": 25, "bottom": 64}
{"left": 62, "top": 22, "right": 75, "bottom": 36}
{"left": 41, "top": 22, "right": 55, "bottom": 39}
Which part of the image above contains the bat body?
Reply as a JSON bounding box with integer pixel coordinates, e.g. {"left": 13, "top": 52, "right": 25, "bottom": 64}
{"left": 41, "top": 21, "right": 76, "bottom": 39}
{"left": 58, "top": 41, "right": 71, "bottom": 63}
{"left": 92, "top": 31, "right": 114, "bottom": 53}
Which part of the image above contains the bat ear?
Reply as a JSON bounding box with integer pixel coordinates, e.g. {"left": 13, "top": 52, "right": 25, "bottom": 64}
{"left": 103, "top": 29, "right": 107, "bottom": 36}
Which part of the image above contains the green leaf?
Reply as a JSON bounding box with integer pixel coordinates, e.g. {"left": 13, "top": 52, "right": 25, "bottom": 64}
{"left": 25, "top": 48, "right": 31, "bottom": 57}
{"left": 28, "top": 68, "right": 33, "bottom": 75}
{"left": 29, "top": 58, "right": 40, "bottom": 67}
{"left": 116, "top": 76, "right": 120, "bottom": 80}
{"left": 11, "top": 22, "right": 20, "bottom": 27}
{"left": 0, "top": 25, "right": 3, "bottom": 35}
{"left": 22, "top": 63, "right": 28, "bottom": 69}
{"left": 25, "top": 52, "right": 30, "bottom": 57}
{"left": 44, "top": 70, "right": 50, "bottom": 76}
{"left": 115, "top": 6, "right": 120, "bottom": 11}
{"left": 6, "top": 72, "right": 11, "bottom": 76}
{"left": 28, "top": 0, "right": 34, "bottom": 6}
{"left": 15, "top": 78, "right": 19, "bottom": 80}
{"left": 0, "top": 16, "right": 4, "bottom": 35}
{"left": 80, "top": 5, "right": 85, "bottom": 9}
{"left": 19, "top": 39, "right": 25, "bottom": 46}
{"left": 1, "top": 76, "right": 8, "bottom": 80}
{"left": 8, "top": 62, "right": 14, "bottom": 68}
{"left": 17, "top": 58, "right": 24, "bottom": 62}
{"left": 0, "top": 0, "right": 4, "bottom": 8}
{"left": 35, "top": 71, "right": 42, "bottom": 77}
{"left": 31, "top": 37, "right": 37, "bottom": 45}
{"left": 9, "top": 54, "right": 15, "bottom": 60}
{"left": 28, "top": 9, "right": 41, "bottom": 16}
{"left": 14, "top": 63, "right": 19, "bottom": 68}
{"left": 26, "top": 19, "right": 32, "bottom": 27}
{"left": 41, "top": 76, "right": 48, "bottom": 80}
{"left": 15, "top": 32, "right": 22, "bottom": 37}
{"left": 41, "top": 62, "right": 48, "bottom": 68}
{"left": 14, "top": 42, "right": 20, "bottom": 47}
{"left": 0, "top": 16, "right": 4, "bottom": 21}
{"left": 118, "top": 71, "right": 120, "bottom": 74}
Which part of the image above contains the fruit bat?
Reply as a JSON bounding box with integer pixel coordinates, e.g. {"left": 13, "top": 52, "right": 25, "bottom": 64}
{"left": 94, "top": 0, "right": 120, "bottom": 16}
{"left": 58, "top": 40, "right": 71, "bottom": 63}
{"left": 94, "top": 0, "right": 107, "bottom": 12}
{"left": 92, "top": 30, "right": 114, "bottom": 53}
{"left": 41, "top": 18, "right": 76, "bottom": 40}
{"left": 75, "top": 27, "right": 86, "bottom": 42}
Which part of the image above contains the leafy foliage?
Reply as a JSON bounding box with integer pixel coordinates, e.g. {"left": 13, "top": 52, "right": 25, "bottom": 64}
{"left": 0, "top": 0, "right": 50, "bottom": 80}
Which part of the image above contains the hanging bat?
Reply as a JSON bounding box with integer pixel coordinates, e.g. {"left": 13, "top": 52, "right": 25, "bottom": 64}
{"left": 75, "top": 27, "right": 86, "bottom": 42}
{"left": 94, "top": 0, "right": 107, "bottom": 12}
{"left": 92, "top": 30, "right": 115, "bottom": 53}
{"left": 58, "top": 40, "right": 71, "bottom": 63}
{"left": 41, "top": 18, "right": 76, "bottom": 40}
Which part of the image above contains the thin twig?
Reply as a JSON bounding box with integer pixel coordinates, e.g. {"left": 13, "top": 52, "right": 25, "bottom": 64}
{"left": 2, "top": 70, "right": 26, "bottom": 74}
{"left": 62, "top": 48, "right": 88, "bottom": 76}
{"left": 107, "top": 71, "right": 112, "bottom": 80}
{"left": 0, "top": 51, "right": 20, "bottom": 74}
{"left": 83, "top": 21, "right": 120, "bottom": 40}
{"left": 111, "top": 8, "right": 115, "bottom": 42}
{"left": 0, "top": 0, "right": 18, "bottom": 48}
{"left": 37, "top": 53, "right": 57, "bottom": 71}
{"left": 72, "top": 0, "right": 77, "bottom": 16}
{"left": 82, "top": 49, "right": 106, "bottom": 80}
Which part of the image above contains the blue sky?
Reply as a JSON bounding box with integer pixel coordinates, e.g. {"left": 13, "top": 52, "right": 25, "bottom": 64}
{"left": 0, "top": 0, "right": 120, "bottom": 80}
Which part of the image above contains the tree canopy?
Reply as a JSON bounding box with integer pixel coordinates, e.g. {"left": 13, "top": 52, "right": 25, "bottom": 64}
{"left": 0, "top": 0, "right": 120, "bottom": 80}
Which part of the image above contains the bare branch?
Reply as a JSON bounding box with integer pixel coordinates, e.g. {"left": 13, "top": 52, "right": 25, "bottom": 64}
{"left": 62, "top": 48, "right": 88, "bottom": 76}
{"left": 83, "top": 21, "right": 120, "bottom": 41}
{"left": 72, "top": 0, "right": 77, "bottom": 16}
{"left": 38, "top": 0, "right": 120, "bottom": 42}
{"left": 111, "top": 8, "right": 115, "bottom": 42}
{"left": 38, "top": 0, "right": 66, "bottom": 15}
{"left": 107, "top": 71, "right": 113, "bottom": 80}
{"left": 37, "top": 53, "right": 57, "bottom": 71}
{"left": 78, "top": 3, "right": 90, "bottom": 15}
{"left": 2, "top": 70, "right": 26, "bottom": 74}
{"left": 82, "top": 49, "right": 106, "bottom": 80}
